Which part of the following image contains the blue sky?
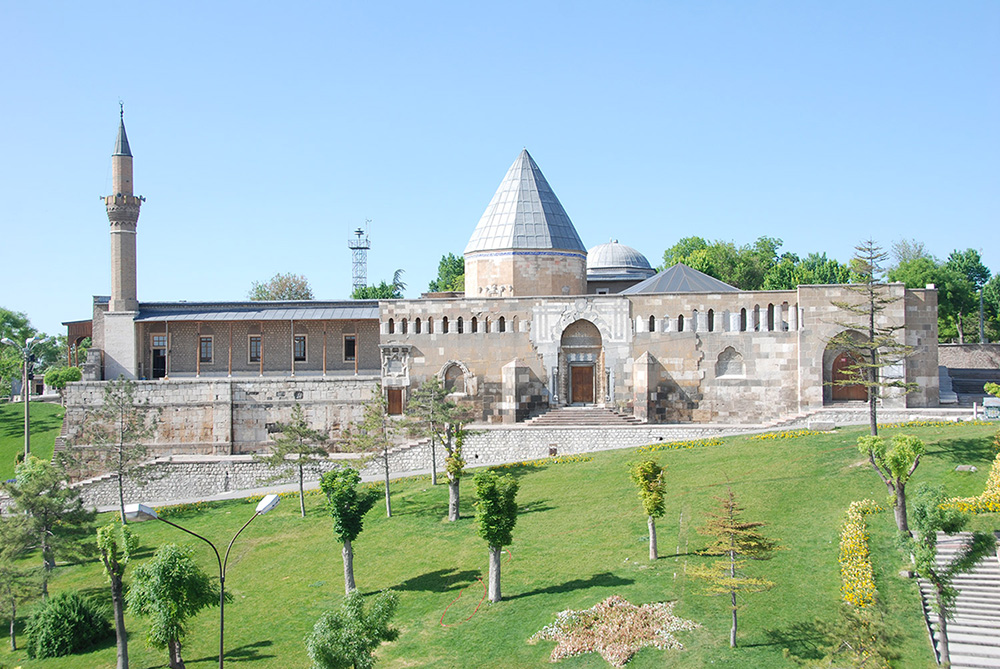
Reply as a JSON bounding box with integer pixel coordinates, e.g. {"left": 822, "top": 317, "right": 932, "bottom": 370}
{"left": 2, "top": 2, "right": 997, "bottom": 336}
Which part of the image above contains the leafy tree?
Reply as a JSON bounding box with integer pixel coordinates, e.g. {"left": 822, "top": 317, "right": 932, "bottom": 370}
{"left": 97, "top": 522, "right": 137, "bottom": 669}
{"left": 444, "top": 425, "right": 469, "bottom": 522}
{"left": 305, "top": 590, "right": 399, "bottom": 669}
{"left": 828, "top": 240, "right": 916, "bottom": 437}
{"left": 248, "top": 272, "right": 314, "bottom": 301}
{"left": 255, "top": 403, "right": 329, "bottom": 517}
{"left": 351, "top": 270, "right": 406, "bottom": 299}
{"left": 344, "top": 385, "right": 398, "bottom": 517}
{"left": 889, "top": 255, "right": 975, "bottom": 343}
{"left": 405, "top": 377, "right": 471, "bottom": 491}
{"left": 126, "top": 543, "right": 221, "bottom": 669}
{"left": 945, "top": 248, "right": 992, "bottom": 343}
{"left": 427, "top": 253, "right": 465, "bottom": 292}
{"left": 629, "top": 459, "right": 666, "bottom": 560}
{"left": 984, "top": 274, "right": 1000, "bottom": 342}
{"left": 43, "top": 366, "right": 82, "bottom": 404}
{"left": 689, "top": 488, "right": 780, "bottom": 648}
{"left": 890, "top": 237, "right": 931, "bottom": 266}
{"left": 909, "top": 484, "right": 997, "bottom": 667}
{"left": 319, "top": 467, "right": 380, "bottom": 594}
{"left": 473, "top": 470, "right": 519, "bottom": 602}
{"left": 662, "top": 236, "right": 710, "bottom": 269}
{"left": 1, "top": 456, "right": 95, "bottom": 597}
{"left": 0, "top": 515, "right": 38, "bottom": 651}
{"left": 1, "top": 307, "right": 60, "bottom": 396}
{"left": 856, "top": 434, "right": 924, "bottom": 534}
{"left": 72, "top": 377, "right": 159, "bottom": 524}
{"left": 795, "top": 252, "right": 851, "bottom": 286}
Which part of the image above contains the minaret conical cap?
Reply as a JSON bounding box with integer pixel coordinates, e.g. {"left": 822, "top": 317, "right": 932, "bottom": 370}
{"left": 113, "top": 113, "right": 132, "bottom": 157}
{"left": 465, "top": 149, "right": 585, "bottom": 254}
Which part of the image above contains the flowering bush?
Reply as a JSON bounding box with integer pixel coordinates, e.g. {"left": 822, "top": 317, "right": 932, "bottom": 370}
{"left": 749, "top": 429, "right": 822, "bottom": 441}
{"left": 636, "top": 437, "right": 723, "bottom": 454}
{"left": 943, "top": 449, "right": 1000, "bottom": 514}
{"left": 528, "top": 595, "right": 699, "bottom": 667}
{"left": 880, "top": 419, "right": 992, "bottom": 429}
{"left": 839, "top": 499, "right": 882, "bottom": 608}
{"left": 489, "top": 455, "right": 593, "bottom": 472}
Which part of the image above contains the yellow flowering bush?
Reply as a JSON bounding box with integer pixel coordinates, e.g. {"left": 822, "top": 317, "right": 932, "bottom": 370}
{"left": 880, "top": 419, "right": 992, "bottom": 429}
{"left": 490, "top": 455, "right": 594, "bottom": 472}
{"left": 636, "top": 437, "right": 723, "bottom": 454}
{"left": 749, "top": 429, "right": 822, "bottom": 441}
{"left": 839, "top": 499, "right": 882, "bottom": 608}
{"left": 943, "top": 449, "right": 1000, "bottom": 514}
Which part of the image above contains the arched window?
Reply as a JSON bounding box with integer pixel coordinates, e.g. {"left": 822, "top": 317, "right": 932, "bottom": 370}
{"left": 471, "top": 317, "right": 478, "bottom": 333}
{"left": 707, "top": 309, "right": 715, "bottom": 332}
{"left": 427, "top": 317, "right": 434, "bottom": 334}
{"left": 740, "top": 308, "right": 747, "bottom": 332}
{"left": 442, "top": 317, "right": 449, "bottom": 334}
{"left": 649, "top": 315, "right": 656, "bottom": 332}
{"left": 457, "top": 316, "right": 464, "bottom": 334}
{"left": 498, "top": 316, "right": 506, "bottom": 333}
{"left": 678, "top": 314, "right": 685, "bottom": 332}
{"left": 767, "top": 304, "right": 775, "bottom": 331}
{"left": 415, "top": 318, "right": 422, "bottom": 334}
{"left": 388, "top": 318, "right": 394, "bottom": 334}
{"left": 401, "top": 318, "right": 408, "bottom": 334}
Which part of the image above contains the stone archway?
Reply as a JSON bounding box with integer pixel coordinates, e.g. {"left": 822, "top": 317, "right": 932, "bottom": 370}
{"left": 559, "top": 319, "right": 603, "bottom": 405}
{"left": 823, "top": 332, "right": 869, "bottom": 403}
{"left": 438, "top": 360, "right": 474, "bottom": 396}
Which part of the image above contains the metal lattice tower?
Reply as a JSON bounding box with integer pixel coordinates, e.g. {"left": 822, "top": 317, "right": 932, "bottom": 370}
{"left": 348, "top": 223, "right": 371, "bottom": 292}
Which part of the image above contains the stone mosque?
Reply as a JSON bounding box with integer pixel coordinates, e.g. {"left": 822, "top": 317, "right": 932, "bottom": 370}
{"left": 68, "top": 114, "right": 942, "bottom": 455}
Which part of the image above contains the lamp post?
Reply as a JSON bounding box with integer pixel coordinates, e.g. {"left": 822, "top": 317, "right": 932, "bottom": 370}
{"left": 1, "top": 335, "right": 50, "bottom": 460}
{"left": 124, "top": 494, "right": 280, "bottom": 669}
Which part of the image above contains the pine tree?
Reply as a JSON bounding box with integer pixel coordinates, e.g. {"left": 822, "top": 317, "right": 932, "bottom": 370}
{"left": 689, "top": 489, "right": 780, "bottom": 647}
{"left": 344, "top": 385, "right": 398, "bottom": 517}
{"left": 255, "top": 403, "right": 329, "bottom": 517}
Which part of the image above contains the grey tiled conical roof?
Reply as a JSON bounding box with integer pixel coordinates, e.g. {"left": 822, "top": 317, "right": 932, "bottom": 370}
{"left": 114, "top": 117, "right": 132, "bottom": 157}
{"left": 621, "top": 263, "right": 739, "bottom": 294}
{"left": 465, "top": 149, "right": 586, "bottom": 254}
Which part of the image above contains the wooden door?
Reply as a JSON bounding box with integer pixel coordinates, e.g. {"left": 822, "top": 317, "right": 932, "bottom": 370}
{"left": 387, "top": 388, "right": 403, "bottom": 415}
{"left": 831, "top": 353, "right": 867, "bottom": 401}
{"left": 571, "top": 365, "right": 594, "bottom": 404}
{"left": 152, "top": 349, "right": 166, "bottom": 379}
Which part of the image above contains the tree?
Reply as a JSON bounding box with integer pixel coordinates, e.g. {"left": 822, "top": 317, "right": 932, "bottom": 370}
{"left": 427, "top": 253, "right": 465, "bottom": 292}
{"left": 255, "top": 403, "right": 329, "bottom": 517}
{"left": 689, "top": 488, "right": 780, "bottom": 648}
{"left": 74, "top": 377, "right": 159, "bottom": 524}
{"left": 891, "top": 238, "right": 931, "bottom": 266}
{"left": 319, "top": 467, "right": 380, "bottom": 594}
{"left": 889, "top": 256, "right": 975, "bottom": 343}
{"left": 43, "top": 366, "right": 82, "bottom": 404}
{"left": 0, "top": 307, "right": 60, "bottom": 396}
{"left": 1, "top": 456, "right": 95, "bottom": 597}
{"left": 984, "top": 274, "right": 1000, "bottom": 342}
{"left": 344, "top": 385, "right": 398, "bottom": 517}
{"left": 444, "top": 425, "right": 469, "bottom": 522}
{"left": 126, "top": 543, "right": 221, "bottom": 669}
{"left": 351, "top": 270, "right": 406, "bottom": 300}
{"left": 945, "top": 248, "right": 992, "bottom": 343}
{"left": 473, "top": 470, "right": 519, "bottom": 602}
{"left": 827, "top": 240, "right": 916, "bottom": 437}
{"left": 629, "top": 459, "right": 666, "bottom": 560}
{"left": 909, "top": 484, "right": 997, "bottom": 667}
{"left": 247, "top": 272, "right": 314, "bottom": 301}
{"left": 0, "top": 516, "right": 37, "bottom": 651}
{"left": 97, "top": 521, "right": 137, "bottom": 669}
{"left": 856, "top": 434, "right": 925, "bottom": 534}
{"left": 305, "top": 590, "right": 399, "bottom": 669}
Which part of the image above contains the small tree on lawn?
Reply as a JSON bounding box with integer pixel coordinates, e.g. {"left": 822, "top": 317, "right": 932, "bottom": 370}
{"left": 97, "top": 521, "right": 137, "bottom": 669}
{"left": 473, "top": 470, "right": 519, "bottom": 603}
{"left": 910, "top": 484, "right": 997, "bottom": 667}
{"left": 75, "top": 376, "right": 159, "bottom": 524}
{"left": 345, "top": 385, "right": 397, "bottom": 517}
{"left": 305, "top": 590, "right": 399, "bottom": 669}
{"left": 320, "top": 467, "right": 380, "bottom": 594}
{"left": 2, "top": 456, "right": 94, "bottom": 597}
{"left": 405, "top": 377, "right": 451, "bottom": 486}
{"left": 255, "top": 403, "right": 329, "bottom": 517}
{"left": 629, "top": 459, "right": 667, "bottom": 561}
{"left": 857, "top": 433, "right": 925, "bottom": 533}
{"left": 828, "top": 240, "right": 916, "bottom": 437}
{"left": 126, "top": 543, "right": 221, "bottom": 669}
{"left": 0, "top": 515, "right": 38, "bottom": 651}
{"left": 689, "top": 488, "right": 780, "bottom": 648}
{"left": 444, "top": 425, "right": 469, "bottom": 521}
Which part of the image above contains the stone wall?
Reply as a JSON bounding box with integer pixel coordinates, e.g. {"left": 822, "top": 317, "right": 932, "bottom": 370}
{"left": 939, "top": 344, "right": 1000, "bottom": 369}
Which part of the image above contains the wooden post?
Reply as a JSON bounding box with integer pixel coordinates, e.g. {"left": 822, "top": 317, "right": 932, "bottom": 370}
{"left": 228, "top": 322, "right": 233, "bottom": 377}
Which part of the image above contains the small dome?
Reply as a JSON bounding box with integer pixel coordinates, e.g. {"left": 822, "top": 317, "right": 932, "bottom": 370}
{"left": 587, "top": 240, "right": 652, "bottom": 271}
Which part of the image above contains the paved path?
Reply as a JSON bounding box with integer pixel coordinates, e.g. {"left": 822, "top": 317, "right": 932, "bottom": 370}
{"left": 919, "top": 532, "right": 1000, "bottom": 669}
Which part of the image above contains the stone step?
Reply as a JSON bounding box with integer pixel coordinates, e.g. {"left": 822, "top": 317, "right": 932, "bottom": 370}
{"left": 525, "top": 407, "right": 644, "bottom": 427}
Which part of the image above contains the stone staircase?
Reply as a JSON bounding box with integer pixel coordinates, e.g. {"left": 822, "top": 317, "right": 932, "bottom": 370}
{"left": 524, "top": 406, "right": 643, "bottom": 427}
{"left": 918, "top": 532, "right": 1000, "bottom": 668}
{"left": 52, "top": 416, "right": 71, "bottom": 460}
{"left": 949, "top": 368, "right": 1000, "bottom": 409}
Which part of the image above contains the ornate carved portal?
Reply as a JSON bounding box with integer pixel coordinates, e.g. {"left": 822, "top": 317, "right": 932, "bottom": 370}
{"left": 559, "top": 319, "right": 604, "bottom": 405}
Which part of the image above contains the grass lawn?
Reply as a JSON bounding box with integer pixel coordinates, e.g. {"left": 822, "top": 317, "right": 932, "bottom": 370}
{"left": 0, "top": 401, "right": 63, "bottom": 480}
{"left": 1, "top": 421, "right": 997, "bottom": 668}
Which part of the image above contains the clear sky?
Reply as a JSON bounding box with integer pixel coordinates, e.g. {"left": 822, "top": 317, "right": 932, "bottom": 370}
{"left": 2, "top": 2, "right": 997, "bottom": 336}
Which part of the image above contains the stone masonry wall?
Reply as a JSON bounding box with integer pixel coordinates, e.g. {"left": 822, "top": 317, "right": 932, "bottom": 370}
{"left": 939, "top": 344, "right": 1000, "bottom": 369}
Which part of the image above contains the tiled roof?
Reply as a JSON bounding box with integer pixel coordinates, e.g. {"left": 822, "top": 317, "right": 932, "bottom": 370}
{"left": 134, "top": 301, "right": 379, "bottom": 322}
{"left": 621, "top": 263, "right": 739, "bottom": 294}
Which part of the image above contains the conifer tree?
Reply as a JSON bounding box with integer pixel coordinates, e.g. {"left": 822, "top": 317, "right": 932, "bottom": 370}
{"left": 629, "top": 459, "right": 666, "bottom": 560}
{"left": 689, "top": 488, "right": 780, "bottom": 647}
{"left": 345, "top": 385, "right": 397, "bottom": 517}
{"left": 0, "top": 516, "right": 37, "bottom": 651}
{"left": 255, "top": 403, "right": 329, "bottom": 517}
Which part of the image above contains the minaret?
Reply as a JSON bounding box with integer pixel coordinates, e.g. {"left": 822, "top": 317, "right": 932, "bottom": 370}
{"left": 105, "top": 106, "right": 143, "bottom": 312}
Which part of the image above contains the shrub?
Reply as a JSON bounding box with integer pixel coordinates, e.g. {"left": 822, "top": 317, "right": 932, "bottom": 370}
{"left": 24, "top": 591, "right": 112, "bottom": 658}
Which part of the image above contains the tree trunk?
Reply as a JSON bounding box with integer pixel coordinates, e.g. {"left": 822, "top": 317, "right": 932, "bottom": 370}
{"left": 729, "top": 547, "right": 738, "bottom": 647}
{"left": 111, "top": 574, "right": 129, "bottom": 669}
{"left": 488, "top": 545, "right": 502, "bottom": 602}
{"left": 448, "top": 477, "right": 460, "bottom": 521}
{"left": 343, "top": 539, "right": 356, "bottom": 594}
{"left": 41, "top": 535, "right": 52, "bottom": 598}
{"left": 430, "top": 435, "right": 437, "bottom": 486}
{"left": 648, "top": 515, "right": 658, "bottom": 560}
{"left": 936, "top": 588, "right": 950, "bottom": 667}
{"left": 894, "top": 482, "right": 909, "bottom": 533}
{"left": 9, "top": 600, "right": 16, "bottom": 651}
{"left": 383, "top": 445, "right": 392, "bottom": 518}
{"left": 298, "top": 463, "right": 306, "bottom": 518}
{"left": 119, "top": 474, "right": 128, "bottom": 525}
{"left": 168, "top": 638, "right": 185, "bottom": 669}
{"left": 956, "top": 315, "right": 965, "bottom": 345}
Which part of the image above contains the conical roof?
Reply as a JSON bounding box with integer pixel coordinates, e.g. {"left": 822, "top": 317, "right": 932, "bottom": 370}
{"left": 621, "top": 263, "right": 739, "bottom": 294}
{"left": 114, "top": 116, "right": 132, "bottom": 157}
{"left": 465, "top": 149, "right": 585, "bottom": 254}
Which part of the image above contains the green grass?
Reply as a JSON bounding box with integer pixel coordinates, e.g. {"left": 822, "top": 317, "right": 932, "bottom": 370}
{"left": 1, "top": 422, "right": 998, "bottom": 668}
{"left": 0, "top": 401, "right": 63, "bottom": 480}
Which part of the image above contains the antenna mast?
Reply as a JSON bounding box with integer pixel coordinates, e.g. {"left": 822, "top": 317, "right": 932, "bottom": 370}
{"left": 348, "top": 221, "right": 371, "bottom": 292}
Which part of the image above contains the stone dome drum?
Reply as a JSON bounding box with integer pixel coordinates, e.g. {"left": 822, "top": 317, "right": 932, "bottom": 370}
{"left": 586, "top": 240, "right": 656, "bottom": 283}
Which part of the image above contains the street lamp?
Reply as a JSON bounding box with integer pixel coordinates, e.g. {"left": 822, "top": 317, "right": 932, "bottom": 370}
{"left": 1, "top": 335, "right": 51, "bottom": 460}
{"left": 124, "top": 494, "right": 280, "bottom": 668}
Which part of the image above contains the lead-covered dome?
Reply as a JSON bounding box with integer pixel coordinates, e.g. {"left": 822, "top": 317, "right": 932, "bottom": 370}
{"left": 587, "top": 240, "right": 653, "bottom": 273}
